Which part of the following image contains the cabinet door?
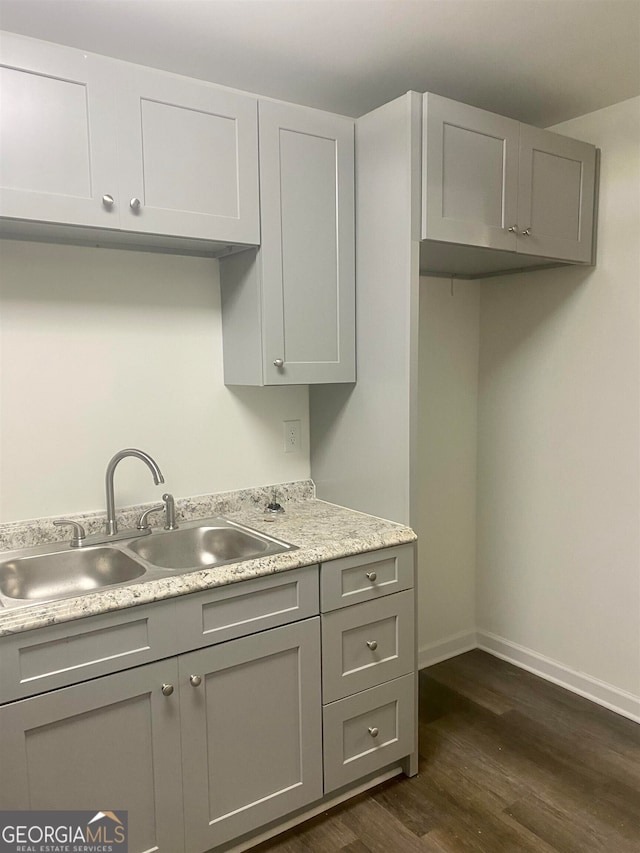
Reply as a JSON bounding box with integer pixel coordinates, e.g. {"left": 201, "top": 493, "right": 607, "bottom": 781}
{"left": 116, "top": 64, "right": 259, "bottom": 243}
{"left": 0, "top": 659, "right": 184, "bottom": 853}
{"left": 0, "top": 32, "right": 119, "bottom": 227}
{"left": 179, "top": 618, "right": 323, "bottom": 852}
{"left": 517, "top": 125, "right": 596, "bottom": 263}
{"left": 259, "top": 100, "right": 355, "bottom": 384}
{"left": 422, "top": 93, "right": 520, "bottom": 251}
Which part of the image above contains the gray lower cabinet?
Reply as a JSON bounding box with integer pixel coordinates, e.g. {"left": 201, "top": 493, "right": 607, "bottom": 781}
{"left": 319, "top": 545, "right": 418, "bottom": 795}
{"left": 0, "top": 549, "right": 416, "bottom": 850}
{"left": 0, "top": 658, "right": 184, "bottom": 853}
{"left": 180, "top": 618, "right": 322, "bottom": 851}
{"left": 0, "top": 617, "right": 322, "bottom": 853}
{"left": 323, "top": 673, "right": 415, "bottom": 792}
{"left": 220, "top": 100, "right": 355, "bottom": 386}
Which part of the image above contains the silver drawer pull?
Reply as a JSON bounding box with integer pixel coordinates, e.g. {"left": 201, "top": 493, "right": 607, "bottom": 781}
{"left": 189, "top": 674, "right": 202, "bottom": 687}
{"left": 161, "top": 683, "right": 174, "bottom": 696}
{"left": 102, "top": 194, "right": 115, "bottom": 209}
{"left": 365, "top": 571, "right": 377, "bottom": 582}
{"left": 368, "top": 726, "right": 379, "bottom": 738}
{"left": 366, "top": 640, "right": 378, "bottom": 651}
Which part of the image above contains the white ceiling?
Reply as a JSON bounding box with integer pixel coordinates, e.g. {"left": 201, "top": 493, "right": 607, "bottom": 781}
{"left": 1, "top": 0, "right": 639, "bottom": 126}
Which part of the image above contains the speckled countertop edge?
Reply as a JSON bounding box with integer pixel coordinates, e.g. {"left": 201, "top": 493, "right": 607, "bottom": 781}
{"left": 0, "top": 491, "right": 416, "bottom": 637}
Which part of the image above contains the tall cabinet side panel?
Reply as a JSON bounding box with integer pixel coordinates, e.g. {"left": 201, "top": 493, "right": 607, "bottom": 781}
{"left": 310, "top": 93, "right": 420, "bottom": 525}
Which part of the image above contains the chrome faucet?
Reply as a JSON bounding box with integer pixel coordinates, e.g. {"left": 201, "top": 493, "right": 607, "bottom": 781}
{"left": 105, "top": 448, "right": 165, "bottom": 535}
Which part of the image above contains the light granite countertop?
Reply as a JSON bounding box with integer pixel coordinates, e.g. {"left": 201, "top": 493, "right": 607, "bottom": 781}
{"left": 0, "top": 485, "right": 416, "bottom": 637}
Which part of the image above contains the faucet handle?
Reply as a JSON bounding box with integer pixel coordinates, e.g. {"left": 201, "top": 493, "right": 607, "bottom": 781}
{"left": 54, "top": 519, "right": 87, "bottom": 548}
{"left": 136, "top": 504, "right": 165, "bottom": 531}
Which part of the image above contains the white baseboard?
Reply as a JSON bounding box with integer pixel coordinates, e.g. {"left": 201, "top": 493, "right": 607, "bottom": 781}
{"left": 418, "top": 630, "right": 478, "bottom": 668}
{"left": 477, "top": 630, "right": 640, "bottom": 725}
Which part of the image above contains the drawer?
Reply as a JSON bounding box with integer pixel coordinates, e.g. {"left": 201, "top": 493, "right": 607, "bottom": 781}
{"left": 320, "top": 545, "right": 414, "bottom": 612}
{"left": 0, "top": 598, "right": 177, "bottom": 705}
{"left": 323, "top": 673, "right": 415, "bottom": 793}
{"left": 321, "top": 589, "right": 414, "bottom": 702}
{"left": 175, "top": 565, "right": 319, "bottom": 651}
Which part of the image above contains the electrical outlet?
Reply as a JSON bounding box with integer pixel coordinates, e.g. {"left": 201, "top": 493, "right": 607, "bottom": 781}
{"left": 283, "top": 419, "right": 301, "bottom": 453}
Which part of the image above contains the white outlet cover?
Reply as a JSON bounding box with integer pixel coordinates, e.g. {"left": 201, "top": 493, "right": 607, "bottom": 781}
{"left": 283, "top": 419, "right": 301, "bottom": 453}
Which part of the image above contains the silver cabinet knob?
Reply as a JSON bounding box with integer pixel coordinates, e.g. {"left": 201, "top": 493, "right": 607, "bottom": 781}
{"left": 102, "top": 194, "right": 115, "bottom": 209}
{"left": 365, "top": 571, "right": 377, "bottom": 582}
{"left": 130, "top": 197, "right": 142, "bottom": 212}
{"left": 273, "top": 359, "right": 284, "bottom": 368}
{"left": 161, "top": 683, "right": 174, "bottom": 696}
{"left": 521, "top": 227, "right": 531, "bottom": 236}
{"left": 189, "top": 674, "right": 202, "bottom": 687}
{"left": 507, "top": 224, "right": 517, "bottom": 233}
{"left": 366, "top": 640, "right": 378, "bottom": 651}
{"left": 368, "top": 726, "right": 379, "bottom": 738}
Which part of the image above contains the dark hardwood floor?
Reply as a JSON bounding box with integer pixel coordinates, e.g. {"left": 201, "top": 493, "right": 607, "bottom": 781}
{"left": 254, "top": 650, "right": 640, "bottom": 852}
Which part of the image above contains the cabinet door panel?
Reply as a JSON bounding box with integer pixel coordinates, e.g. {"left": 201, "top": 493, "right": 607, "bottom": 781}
{"left": 0, "top": 659, "right": 184, "bottom": 853}
{"left": 117, "top": 65, "right": 259, "bottom": 243}
{"left": 179, "top": 618, "right": 322, "bottom": 852}
{"left": 518, "top": 125, "right": 596, "bottom": 262}
{"left": 0, "top": 32, "right": 119, "bottom": 226}
{"left": 422, "top": 93, "right": 519, "bottom": 250}
{"left": 259, "top": 100, "right": 355, "bottom": 384}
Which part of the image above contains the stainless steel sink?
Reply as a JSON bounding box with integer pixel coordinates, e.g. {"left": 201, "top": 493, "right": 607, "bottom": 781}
{"left": 0, "top": 516, "right": 296, "bottom": 610}
{"left": 126, "top": 518, "right": 295, "bottom": 571}
{"left": 0, "top": 547, "right": 146, "bottom": 604}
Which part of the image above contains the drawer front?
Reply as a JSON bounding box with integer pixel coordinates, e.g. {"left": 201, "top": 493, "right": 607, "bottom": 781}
{"left": 0, "top": 599, "right": 177, "bottom": 705}
{"left": 323, "top": 674, "right": 415, "bottom": 793}
{"left": 175, "top": 565, "right": 319, "bottom": 651}
{"left": 320, "top": 545, "right": 414, "bottom": 612}
{"left": 321, "top": 590, "right": 414, "bottom": 703}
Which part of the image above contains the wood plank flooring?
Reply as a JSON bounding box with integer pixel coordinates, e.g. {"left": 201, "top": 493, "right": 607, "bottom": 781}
{"left": 253, "top": 650, "right": 640, "bottom": 852}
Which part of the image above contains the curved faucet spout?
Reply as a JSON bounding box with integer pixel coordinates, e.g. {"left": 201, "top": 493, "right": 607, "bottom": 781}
{"left": 105, "top": 448, "right": 165, "bottom": 535}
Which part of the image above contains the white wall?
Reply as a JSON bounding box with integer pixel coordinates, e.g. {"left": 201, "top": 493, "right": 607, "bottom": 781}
{"left": 0, "top": 240, "right": 310, "bottom": 522}
{"left": 417, "top": 277, "right": 479, "bottom": 665}
{"left": 476, "top": 97, "right": 640, "bottom": 712}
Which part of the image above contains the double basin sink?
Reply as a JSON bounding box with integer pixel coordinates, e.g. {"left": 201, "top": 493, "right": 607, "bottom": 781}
{"left": 0, "top": 517, "right": 297, "bottom": 610}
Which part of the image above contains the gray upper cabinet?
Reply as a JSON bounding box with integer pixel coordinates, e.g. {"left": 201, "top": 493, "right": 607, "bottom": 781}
{"left": 421, "top": 93, "right": 597, "bottom": 277}
{"left": 116, "top": 64, "right": 259, "bottom": 244}
{"left": 422, "top": 94, "right": 520, "bottom": 251}
{"left": 517, "top": 123, "right": 596, "bottom": 263}
{"left": 0, "top": 32, "right": 119, "bottom": 228}
{"left": 0, "top": 31, "right": 260, "bottom": 249}
{"left": 220, "top": 100, "right": 355, "bottom": 385}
